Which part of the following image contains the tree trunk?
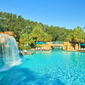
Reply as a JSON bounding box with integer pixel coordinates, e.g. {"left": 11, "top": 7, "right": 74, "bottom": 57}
{"left": 36, "top": 38, "right": 38, "bottom": 42}
{"left": 79, "top": 42, "right": 81, "bottom": 49}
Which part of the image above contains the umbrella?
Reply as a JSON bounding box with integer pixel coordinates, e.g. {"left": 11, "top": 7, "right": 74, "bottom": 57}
{"left": 35, "top": 42, "right": 47, "bottom": 44}
{"left": 80, "top": 43, "right": 85, "bottom": 46}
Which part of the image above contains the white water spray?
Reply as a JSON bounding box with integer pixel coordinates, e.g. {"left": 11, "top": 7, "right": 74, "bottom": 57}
{"left": 0, "top": 34, "right": 21, "bottom": 71}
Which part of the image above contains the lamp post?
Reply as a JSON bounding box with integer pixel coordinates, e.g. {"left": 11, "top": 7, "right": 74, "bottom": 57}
{"left": 0, "top": 17, "right": 6, "bottom": 32}
{"left": 26, "top": 26, "right": 30, "bottom": 47}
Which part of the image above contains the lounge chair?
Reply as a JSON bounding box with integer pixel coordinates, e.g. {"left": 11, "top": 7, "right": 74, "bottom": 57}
{"left": 36, "top": 48, "right": 38, "bottom": 50}
{"left": 38, "top": 48, "right": 40, "bottom": 50}
{"left": 24, "top": 50, "right": 27, "bottom": 53}
{"left": 78, "top": 48, "right": 81, "bottom": 50}
{"left": 42, "top": 47, "right": 44, "bottom": 50}
{"left": 44, "top": 47, "right": 46, "bottom": 50}
{"left": 81, "top": 48, "right": 83, "bottom": 50}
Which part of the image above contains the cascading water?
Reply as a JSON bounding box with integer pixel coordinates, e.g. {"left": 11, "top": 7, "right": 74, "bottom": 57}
{"left": 0, "top": 34, "right": 21, "bottom": 71}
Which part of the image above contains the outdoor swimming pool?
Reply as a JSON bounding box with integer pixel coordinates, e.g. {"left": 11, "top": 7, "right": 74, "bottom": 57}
{"left": 0, "top": 49, "right": 85, "bottom": 85}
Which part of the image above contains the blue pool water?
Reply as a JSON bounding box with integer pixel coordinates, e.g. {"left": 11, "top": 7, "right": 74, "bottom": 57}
{"left": 0, "top": 49, "right": 85, "bottom": 85}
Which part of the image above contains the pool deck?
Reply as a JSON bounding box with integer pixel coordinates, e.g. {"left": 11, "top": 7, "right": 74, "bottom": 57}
{"left": 63, "top": 50, "right": 85, "bottom": 52}
{"left": 30, "top": 48, "right": 51, "bottom": 51}
{"left": 78, "top": 50, "right": 85, "bottom": 52}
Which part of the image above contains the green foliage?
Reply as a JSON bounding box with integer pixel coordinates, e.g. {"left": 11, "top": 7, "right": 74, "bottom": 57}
{"left": 19, "top": 33, "right": 31, "bottom": 50}
{"left": 19, "top": 33, "right": 29, "bottom": 44}
{"left": 0, "top": 11, "right": 73, "bottom": 42}
{"left": 66, "top": 33, "right": 73, "bottom": 42}
{"left": 66, "top": 26, "right": 85, "bottom": 43}
{"left": 28, "top": 38, "right": 35, "bottom": 46}
{"left": 28, "top": 25, "right": 52, "bottom": 44}
{"left": 72, "top": 26, "right": 85, "bottom": 43}
{"left": 20, "top": 45, "right": 31, "bottom": 50}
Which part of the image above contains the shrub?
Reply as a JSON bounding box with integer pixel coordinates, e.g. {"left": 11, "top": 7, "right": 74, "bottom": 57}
{"left": 20, "top": 45, "right": 31, "bottom": 50}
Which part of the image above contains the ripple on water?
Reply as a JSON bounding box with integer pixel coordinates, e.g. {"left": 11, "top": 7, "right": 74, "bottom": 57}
{"left": 0, "top": 50, "right": 85, "bottom": 85}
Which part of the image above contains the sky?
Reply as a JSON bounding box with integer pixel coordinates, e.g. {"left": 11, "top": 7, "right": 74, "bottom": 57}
{"left": 0, "top": 0, "right": 85, "bottom": 30}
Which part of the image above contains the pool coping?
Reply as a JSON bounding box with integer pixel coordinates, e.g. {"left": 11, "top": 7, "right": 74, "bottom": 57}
{"left": 63, "top": 50, "right": 85, "bottom": 53}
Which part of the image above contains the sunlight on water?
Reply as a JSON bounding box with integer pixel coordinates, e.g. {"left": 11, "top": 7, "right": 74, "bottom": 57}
{"left": 0, "top": 48, "right": 85, "bottom": 85}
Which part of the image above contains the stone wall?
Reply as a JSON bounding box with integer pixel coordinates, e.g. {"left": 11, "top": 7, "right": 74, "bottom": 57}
{"left": 63, "top": 42, "right": 79, "bottom": 51}
{"left": 0, "top": 31, "right": 19, "bottom": 45}
{"left": 0, "top": 34, "right": 8, "bottom": 43}
{"left": 46, "top": 42, "right": 52, "bottom": 44}
{"left": 0, "top": 31, "right": 14, "bottom": 37}
{"left": 36, "top": 44, "right": 52, "bottom": 50}
{"left": 4, "top": 31, "right": 14, "bottom": 37}
{"left": 36, "top": 41, "right": 79, "bottom": 51}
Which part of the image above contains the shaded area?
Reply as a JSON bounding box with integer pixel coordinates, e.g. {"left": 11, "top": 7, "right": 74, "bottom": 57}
{"left": 0, "top": 66, "right": 65, "bottom": 85}
{"left": 0, "top": 68, "right": 37, "bottom": 85}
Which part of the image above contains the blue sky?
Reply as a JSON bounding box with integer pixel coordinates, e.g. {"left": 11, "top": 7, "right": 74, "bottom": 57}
{"left": 0, "top": 0, "right": 85, "bottom": 29}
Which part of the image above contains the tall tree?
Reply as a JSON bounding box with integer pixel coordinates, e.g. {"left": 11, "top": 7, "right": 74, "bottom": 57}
{"left": 28, "top": 25, "right": 52, "bottom": 44}
{"left": 66, "top": 26, "right": 85, "bottom": 46}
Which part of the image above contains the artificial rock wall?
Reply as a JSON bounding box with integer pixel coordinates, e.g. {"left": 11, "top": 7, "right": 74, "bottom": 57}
{"left": 63, "top": 42, "right": 79, "bottom": 51}
{"left": 0, "top": 31, "right": 19, "bottom": 45}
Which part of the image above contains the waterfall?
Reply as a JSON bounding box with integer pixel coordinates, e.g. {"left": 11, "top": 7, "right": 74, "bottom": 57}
{"left": 0, "top": 34, "right": 21, "bottom": 71}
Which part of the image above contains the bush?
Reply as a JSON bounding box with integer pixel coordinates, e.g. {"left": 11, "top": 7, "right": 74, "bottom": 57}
{"left": 20, "top": 45, "right": 31, "bottom": 50}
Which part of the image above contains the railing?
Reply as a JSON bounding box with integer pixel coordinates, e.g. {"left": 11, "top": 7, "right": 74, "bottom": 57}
{"left": 52, "top": 41, "right": 64, "bottom": 44}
